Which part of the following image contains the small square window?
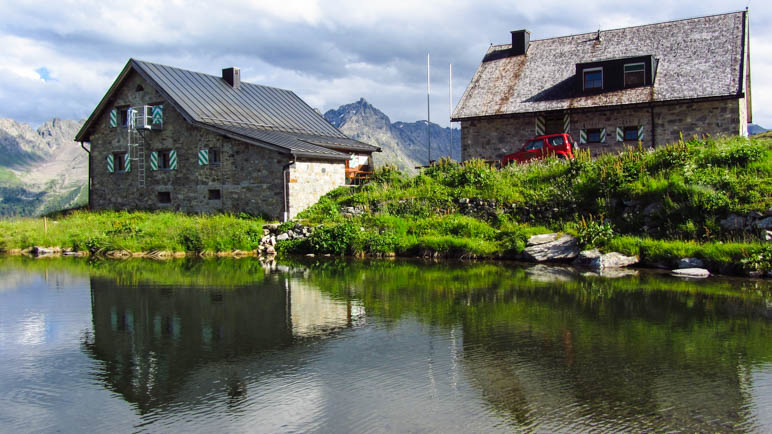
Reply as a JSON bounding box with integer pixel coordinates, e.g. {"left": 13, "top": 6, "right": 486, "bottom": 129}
{"left": 157, "top": 191, "right": 171, "bottom": 204}
{"left": 624, "top": 126, "right": 639, "bottom": 141}
{"left": 113, "top": 152, "right": 127, "bottom": 172}
{"left": 208, "top": 189, "right": 221, "bottom": 200}
{"left": 587, "top": 128, "right": 603, "bottom": 143}
{"left": 624, "top": 63, "right": 645, "bottom": 87}
{"left": 119, "top": 108, "right": 129, "bottom": 127}
{"left": 583, "top": 68, "right": 603, "bottom": 90}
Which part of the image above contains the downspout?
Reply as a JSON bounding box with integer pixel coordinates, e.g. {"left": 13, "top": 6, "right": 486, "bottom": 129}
{"left": 80, "top": 142, "right": 92, "bottom": 210}
{"left": 282, "top": 158, "right": 295, "bottom": 222}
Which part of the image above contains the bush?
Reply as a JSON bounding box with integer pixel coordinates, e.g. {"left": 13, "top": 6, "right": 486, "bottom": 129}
{"left": 577, "top": 216, "right": 614, "bottom": 249}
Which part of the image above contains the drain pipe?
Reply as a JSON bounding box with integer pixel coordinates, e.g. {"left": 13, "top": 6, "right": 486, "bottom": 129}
{"left": 282, "top": 158, "right": 296, "bottom": 222}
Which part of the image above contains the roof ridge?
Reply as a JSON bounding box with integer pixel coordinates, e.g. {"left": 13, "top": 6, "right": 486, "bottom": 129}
{"left": 490, "top": 10, "right": 745, "bottom": 48}
{"left": 130, "top": 58, "right": 294, "bottom": 94}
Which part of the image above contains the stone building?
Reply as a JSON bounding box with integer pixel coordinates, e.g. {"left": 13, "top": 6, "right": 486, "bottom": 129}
{"left": 451, "top": 11, "right": 752, "bottom": 161}
{"left": 76, "top": 59, "right": 379, "bottom": 220}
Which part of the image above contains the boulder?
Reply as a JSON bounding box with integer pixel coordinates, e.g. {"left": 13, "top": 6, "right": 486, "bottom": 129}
{"left": 264, "top": 245, "right": 276, "bottom": 255}
{"left": 671, "top": 268, "right": 710, "bottom": 278}
{"left": 677, "top": 257, "right": 704, "bottom": 268}
{"left": 523, "top": 234, "right": 579, "bottom": 262}
{"left": 720, "top": 214, "right": 745, "bottom": 231}
{"left": 276, "top": 233, "right": 290, "bottom": 242}
{"left": 765, "top": 230, "right": 772, "bottom": 242}
{"left": 754, "top": 217, "right": 772, "bottom": 230}
{"left": 573, "top": 249, "right": 639, "bottom": 269}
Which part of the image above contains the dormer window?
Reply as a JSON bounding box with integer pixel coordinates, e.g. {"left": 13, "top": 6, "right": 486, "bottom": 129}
{"left": 624, "top": 63, "right": 645, "bottom": 87}
{"left": 583, "top": 67, "right": 603, "bottom": 90}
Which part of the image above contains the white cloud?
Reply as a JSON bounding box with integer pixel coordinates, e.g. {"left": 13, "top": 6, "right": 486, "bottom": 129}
{"left": 0, "top": 0, "right": 768, "bottom": 128}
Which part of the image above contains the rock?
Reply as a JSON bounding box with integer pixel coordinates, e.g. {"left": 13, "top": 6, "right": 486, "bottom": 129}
{"left": 671, "top": 268, "right": 710, "bottom": 278}
{"left": 264, "top": 223, "right": 280, "bottom": 232}
{"left": 276, "top": 233, "right": 290, "bottom": 241}
{"left": 677, "top": 257, "right": 704, "bottom": 268}
{"left": 32, "top": 246, "right": 59, "bottom": 256}
{"left": 573, "top": 249, "right": 639, "bottom": 269}
{"left": 305, "top": 253, "right": 315, "bottom": 257}
{"left": 720, "top": 214, "right": 745, "bottom": 231}
{"left": 581, "top": 269, "right": 639, "bottom": 278}
{"left": 523, "top": 234, "right": 579, "bottom": 262}
{"left": 264, "top": 245, "right": 276, "bottom": 255}
{"left": 755, "top": 217, "right": 772, "bottom": 230}
{"left": 747, "top": 210, "right": 763, "bottom": 219}
{"left": 765, "top": 230, "right": 772, "bottom": 242}
{"left": 525, "top": 264, "right": 577, "bottom": 282}
{"left": 642, "top": 202, "right": 662, "bottom": 216}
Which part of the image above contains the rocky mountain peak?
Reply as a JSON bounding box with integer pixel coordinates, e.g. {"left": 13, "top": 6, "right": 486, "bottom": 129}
{"left": 325, "top": 98, "right": 391, "bottom": 130}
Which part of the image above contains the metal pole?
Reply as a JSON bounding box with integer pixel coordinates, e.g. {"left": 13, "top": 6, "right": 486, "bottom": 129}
{"left": 449, "top": 63, "right": 453, "bottom": 156}
{"left": 427, "top": 53, "right": 431, "bottom": 165}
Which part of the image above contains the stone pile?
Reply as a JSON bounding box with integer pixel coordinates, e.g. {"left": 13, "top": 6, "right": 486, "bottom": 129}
{"left": 719, "top": 210, "right": 772, "bottom": 233}
{"left": 259, "top": 223, "right": 314, "bottom": 256}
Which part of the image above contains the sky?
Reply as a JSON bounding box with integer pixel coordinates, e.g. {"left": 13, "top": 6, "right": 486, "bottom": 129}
{"left": 0, "top": 0, "right": 768, "bottom": 128}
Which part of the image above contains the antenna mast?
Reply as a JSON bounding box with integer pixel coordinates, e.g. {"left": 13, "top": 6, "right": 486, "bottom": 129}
{"left": 427, "top": 53, "right": 431, "bottom": 165}
{"left": 449, "top": 63, "right": 453, "bottom": 158}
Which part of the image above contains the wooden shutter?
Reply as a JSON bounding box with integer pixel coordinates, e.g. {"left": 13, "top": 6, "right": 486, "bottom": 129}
{"left": 150, "top": 152, "right": 158, "bottom": 170}
{"left": 169, "top": 150, "right": 177, "bottom": 170}
{"left": 109, "top": 109, "right": 118, "bottom": 128}
{"left": 106, "top": 154, "right": 114, "bottom": 173}
{"left": 198, "top": 149, "right": 209, "bottom": 166}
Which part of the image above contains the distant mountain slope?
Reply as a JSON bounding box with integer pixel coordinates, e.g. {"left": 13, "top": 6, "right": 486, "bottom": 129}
{"left": 749, "top": 123, "right": 768, "bottom": 136}
{"left": 0, "top": 118, "right": 87, "bottom": 217}
{"left": 324, "top": 98, "right": 461, "bottom": 173}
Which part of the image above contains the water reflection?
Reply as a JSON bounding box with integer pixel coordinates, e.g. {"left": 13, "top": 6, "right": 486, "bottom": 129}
{"left": 82, "top": 269, "right": 362, "bottom": 415}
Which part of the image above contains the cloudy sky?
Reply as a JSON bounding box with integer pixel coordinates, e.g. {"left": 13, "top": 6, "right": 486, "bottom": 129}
{"left": 0, "top": 0, "right": 768, "bottom": 128}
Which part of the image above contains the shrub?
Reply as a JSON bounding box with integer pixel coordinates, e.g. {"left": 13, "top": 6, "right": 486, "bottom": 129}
{"left": 577, "top": 216, "right": 615, "bottom": 249}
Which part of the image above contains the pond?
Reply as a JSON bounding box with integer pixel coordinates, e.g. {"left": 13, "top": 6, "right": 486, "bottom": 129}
{"left": 0, "top": 257, "right": 770, "bottom": 432}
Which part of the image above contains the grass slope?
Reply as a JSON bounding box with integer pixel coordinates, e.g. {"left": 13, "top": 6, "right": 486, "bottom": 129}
{"left": 284, "top": 135, "right": 772, "bottom": 274}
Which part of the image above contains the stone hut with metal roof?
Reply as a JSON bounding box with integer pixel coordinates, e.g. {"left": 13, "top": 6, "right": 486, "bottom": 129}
{"left": 76, "top": 59, "right": 379, "bottom": 220}
{"left": 451, "top": 11, "right": 751, "bottom": 161}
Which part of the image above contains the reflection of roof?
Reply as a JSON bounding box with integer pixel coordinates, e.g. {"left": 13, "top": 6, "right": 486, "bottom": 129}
{"left": 76, "top": 59, "right": 380, "bottom": 159}
{"left": 453, "top": 11, "right": 747, "bottom": 120}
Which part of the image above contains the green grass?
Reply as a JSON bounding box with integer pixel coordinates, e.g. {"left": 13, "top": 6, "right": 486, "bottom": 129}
{"left": 0, "top": 210, "right": 264, "bottom": 253}
{"left": 285, "top": 135, "right": 772, "bottom": 272}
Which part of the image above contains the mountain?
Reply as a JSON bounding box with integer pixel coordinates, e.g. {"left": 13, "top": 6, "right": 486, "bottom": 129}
{"left": 0, "top": 118, "right": 87, "bottom": 217}
{"left": 324, "top": 98, "right": 461, "bottom": 173}
{"left": 749, "top": 123, "right": 768, "bottom": 136}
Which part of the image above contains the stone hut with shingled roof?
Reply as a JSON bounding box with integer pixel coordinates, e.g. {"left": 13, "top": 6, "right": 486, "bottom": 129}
{"left": 451, "top": 11, "right": 752, "bottom": 161}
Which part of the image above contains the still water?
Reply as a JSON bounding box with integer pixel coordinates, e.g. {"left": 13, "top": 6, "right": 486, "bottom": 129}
{"left": 0, "top": 257, "right": 770, "bottom": 432}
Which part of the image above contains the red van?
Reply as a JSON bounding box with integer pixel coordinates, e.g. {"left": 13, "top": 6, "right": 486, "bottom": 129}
{"left": 501, "top": 133, "right": 576, "bottom": 166}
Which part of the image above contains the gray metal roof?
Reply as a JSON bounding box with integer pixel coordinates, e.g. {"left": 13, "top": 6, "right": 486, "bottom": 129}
{"left": 453, "top": 11, "right": 749, "bottom": 120}
{"left": 76, "top": 59, "right": 379, "bottom": 159}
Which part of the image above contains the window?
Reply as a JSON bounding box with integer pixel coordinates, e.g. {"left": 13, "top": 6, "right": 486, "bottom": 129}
{"left": 583, "top": 67, "right": 603, "bottom": 90}
{"left": 624, "top": 126, "right": 639, "bottom": 141}
{"left": 113, "top": 152, "right": 126, "bottom": 171}
{"left": 135, "top": 84, "right": 144, "bottom": 92}
{"left": 159, "top": 150, "right": 172, "bottom": 169}
{"left": 209, "top": 148, "right": 220, "bottom": 165}
{"left": 524, "top": 139, "right": 544, "bottom": 151}
{"left": 548, "top": 136, "right": 565, "bottom": 146}
{"left": 157, "top": 191, "right": 171, "bottom": 204}
{"left": 586, "top": 128, "right": 603, "bottom": 143}
{"left": 624, "top": 63, "right": 645, "bottom": 87}
{"left": 119, "top": 108, "right": 129, "bottom": 127}
{"left": 208, "top": 189, "right": 221, "bottom": 200}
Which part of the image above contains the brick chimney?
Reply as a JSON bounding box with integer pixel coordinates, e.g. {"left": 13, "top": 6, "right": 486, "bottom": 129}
{"left": 510, "top": 30, "right": 530, "bottom": 56}
{"left": 222, "top": 67, "right": 240, "bottom": 89}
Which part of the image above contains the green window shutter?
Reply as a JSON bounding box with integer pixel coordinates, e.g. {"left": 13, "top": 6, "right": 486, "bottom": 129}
{"left": 600, "top": 128, "right": 606, "bottom": 143}
{"left": 535, "top": 116, "right": 545, "bottom": 136}
{"left": 579, "top": 129, "right": 587, "bottom": 144}
{"left": 169, "top": 150, "right": 177, "bottom": 170}
{"left": 109, "top": 109, "right": 118, "bottom": 128}
{"left": 198, "top": 149, "right": 209, "bottom": 166}
{"left": 150, "top": 152, "right": 158, "bottom": 171}
{"left": 107, "top": 154, "right": 114, "bottom": 173}
{"left": 616, "top": 127, "right": 624, "bottom": 142}
{"left": 125, "top": 154, "right": 131, "bottom": 172}
{"left": 563, "top": 114, "right": 570, "bottom": 134}
{"left": 152, "top": 105, "right": 163, "bottom": 125}
{"left": 638, "top": 125, "right": 645, "bottom": 141}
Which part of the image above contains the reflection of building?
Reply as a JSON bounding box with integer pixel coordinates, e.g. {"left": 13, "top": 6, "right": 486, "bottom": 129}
{"left": 84, "top": 275, "right": 362, "bottom": 413}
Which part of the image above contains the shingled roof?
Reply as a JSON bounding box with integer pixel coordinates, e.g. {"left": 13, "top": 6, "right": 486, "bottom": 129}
{"left": 76, "top": 59, "right": 380, "bottom": 160}
{"left": 452, "top": 11, "right": 749, "bottom": 120}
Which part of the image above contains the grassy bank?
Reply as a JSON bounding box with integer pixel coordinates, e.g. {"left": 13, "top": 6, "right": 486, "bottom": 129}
{"left": 0, "top": 210, "right": 264, "bottom": 254}
{"left": 282, "top": 135, "right": 772, "bottom": 274}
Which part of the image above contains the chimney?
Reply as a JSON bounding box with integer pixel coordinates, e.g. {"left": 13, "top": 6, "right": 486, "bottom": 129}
{"left": 510, "top": 30, "right": 530, "bottom": 56}
{"left": 222, "top": 67, "right": 240, "bottom": 89}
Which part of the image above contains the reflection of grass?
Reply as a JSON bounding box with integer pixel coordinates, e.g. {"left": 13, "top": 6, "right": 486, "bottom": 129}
{"left": 0, "top": 256, "right": 267, "bottom": 287}
{"left": 0, "top": 210, "right": 264, "bottom": 253}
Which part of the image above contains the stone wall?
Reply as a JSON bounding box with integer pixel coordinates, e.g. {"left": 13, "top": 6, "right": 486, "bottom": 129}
{"left": 88, "top": 70, "right": 289, "bottom": 219}
{"left": 461, "top": 98, "right": 747, "bottom": 161}
{"left": 287, "top": 159, "right": 346, "bottom": 220}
